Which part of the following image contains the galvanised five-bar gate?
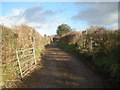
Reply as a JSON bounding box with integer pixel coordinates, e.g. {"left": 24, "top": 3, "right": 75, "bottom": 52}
{"left": 16, "top": 47, "right": 37, "bottom": 78}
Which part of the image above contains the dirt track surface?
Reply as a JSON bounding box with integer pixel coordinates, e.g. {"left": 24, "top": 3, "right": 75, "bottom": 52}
{"left": 19, "top": 43, "right": 105, "bottom": 88}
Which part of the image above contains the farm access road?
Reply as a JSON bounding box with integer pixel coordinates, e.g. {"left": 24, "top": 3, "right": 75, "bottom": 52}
{"left": 19, "top": 43, "right": 108, "bottom": 88}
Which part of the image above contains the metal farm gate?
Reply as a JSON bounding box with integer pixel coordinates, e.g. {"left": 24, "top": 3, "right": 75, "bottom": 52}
{"left": 16, "top": 47, "right": 37, "bottom": 78}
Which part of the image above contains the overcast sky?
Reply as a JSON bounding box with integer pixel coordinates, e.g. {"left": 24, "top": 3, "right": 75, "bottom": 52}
{"left": 0, "top": 2, "right": 118, "bottom": 36}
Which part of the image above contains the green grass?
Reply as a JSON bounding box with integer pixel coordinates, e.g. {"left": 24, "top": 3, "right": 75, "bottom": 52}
{"left": 95, "top": 56, "right": 120, "bottom": 77}
{"left": 40, "top": 49, "right": 44, "bottom": 56}
{"left": 35, "top": 50, "right": 39, "bottom": 57}
{"left": 2, "top": 64, "right": 15, "bottom": 82}
{"left": 58, "top": 42, "right": 78, "bottom": 52}
{"left": 95, "top": 56, "right": 116, "bottom": 71}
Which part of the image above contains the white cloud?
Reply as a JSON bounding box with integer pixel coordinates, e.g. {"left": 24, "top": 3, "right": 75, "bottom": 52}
{"left": 110, "top": 23, "right": 118, "bottom": 30}
{"left": 0, "top": 15, "right": 27, "bottom": 27}
{"left": 26, "top": 16, "right": 66, "bottom": 36}
{"left": 71, "top": 2, "right": 118, "bottom": 29}
{"left": 0, "top": 6, "right": 65, "bottom": 36}
{"left": 12, "top": 9, "right": 24, "bottom": 16}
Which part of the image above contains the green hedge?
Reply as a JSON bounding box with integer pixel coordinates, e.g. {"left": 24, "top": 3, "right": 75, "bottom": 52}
{"left": 58, "top": 41, "right": 120, "bottom": 87}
